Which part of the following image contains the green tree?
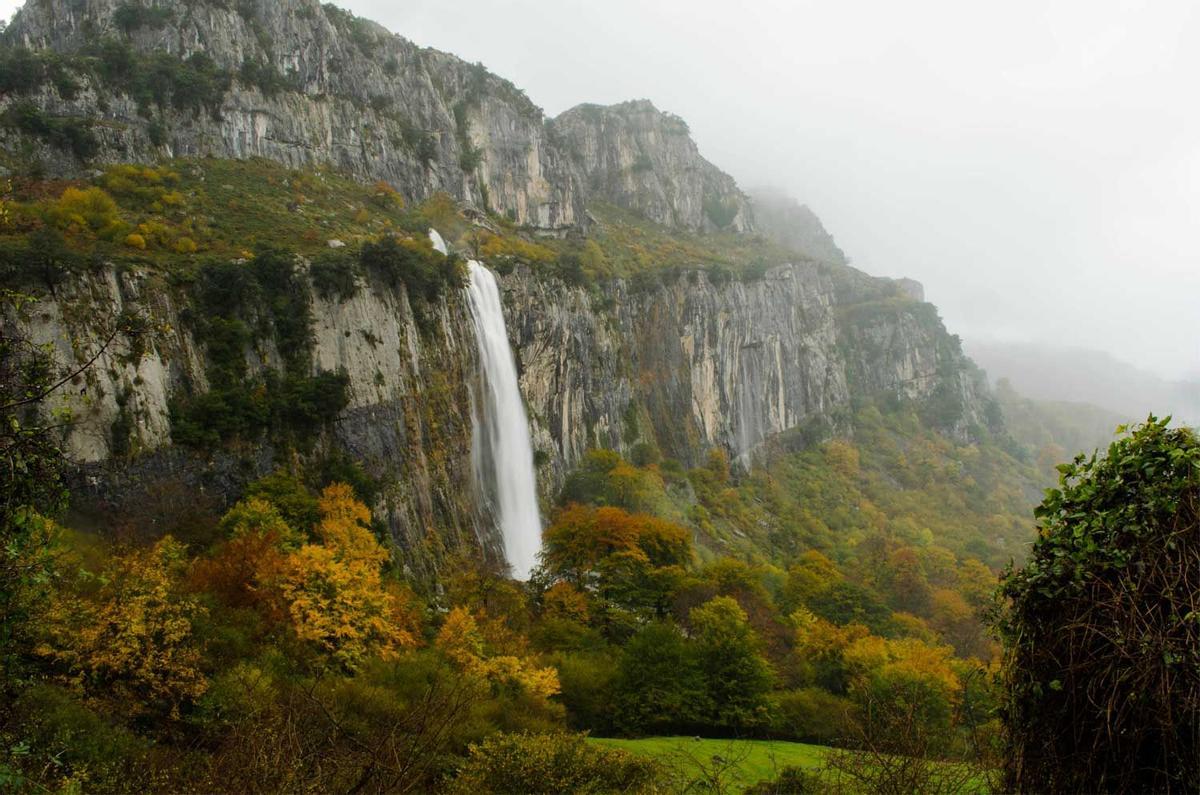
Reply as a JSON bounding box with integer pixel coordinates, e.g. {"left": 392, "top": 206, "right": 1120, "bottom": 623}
{"left": 612, "top": 622, "right": 708, "bottom": 734}
{"left": 689, "top": 596, "right": 774, "bottom": 731}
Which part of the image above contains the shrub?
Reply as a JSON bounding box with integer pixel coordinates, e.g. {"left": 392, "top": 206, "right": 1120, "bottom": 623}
{"left": 3, "top": 101, "right": 99, "bottom": 160}
{"left": 147, "top": 118, "right": 169, "bottom": 146}
{"left": 703, "top": 195, "right": 739, "bottom": 229}
{"left": 113, "top": 2, "right": 173, "bottom": 33}
{"left": 9, "top": 684, "right": 154, "bottom": 792}
{"left": 998, "top": 418, "right": 1200, "bottom": 793}
{"left": 169, "top": 370, "right": 348, "bottom": 449}
{"left": 124, "top": 232, "right": 147, "bottom": 249}
{"left": 46, "top": 186, "right": 124, "bottom": 237}
{"left": 0, "top": 227, "right": 89, "bottom": 290}
{"left": 0, "top": 48, "right": 48, "bottom": 95}
{"left": 307, "top": 252, "right": 357, "bottom": 302}
{"left": 370, "top": 179, "right": 404, "bottom": 210}
{"left": 91, "top": 42, "right": 231, "bottom": 118}
{"left": 238, "top": 57, "right": 295, "bottom": 97}
{"left": 458, "top": 145, "right": 484, "bottom": 172}
{"left": 771, "top": 687, "right": 858, "bottom": 745}
{"left": 744, "top": 767, "right": 823, "bottom": 794}
{"left": 448, "top": 732, "right": 661, "bottom": 794}
{"left": 249, "top": 247, "right": 311, "bottom": 370}
{"left": 396, "top": 119, "right": 438, "bottom": 165}
{"left": 359, "top": 234, "right": 464, "bottom": 314}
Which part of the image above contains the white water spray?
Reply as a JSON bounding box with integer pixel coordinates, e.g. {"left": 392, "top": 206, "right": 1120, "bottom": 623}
{"left": 430, "top": 230, "right": 542, "bottom": 579}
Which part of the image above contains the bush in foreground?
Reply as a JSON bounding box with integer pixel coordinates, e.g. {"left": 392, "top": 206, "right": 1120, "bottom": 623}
{"left": 449, "top": 732, "right": 661, "bottom": 794}
{"left": 998, "top": 417, "right": 1200, "bottom": 793}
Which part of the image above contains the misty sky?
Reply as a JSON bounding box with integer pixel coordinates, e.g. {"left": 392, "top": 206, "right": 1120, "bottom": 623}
{"left": 4, "top": 0, "right": 1197, "bottom": 379}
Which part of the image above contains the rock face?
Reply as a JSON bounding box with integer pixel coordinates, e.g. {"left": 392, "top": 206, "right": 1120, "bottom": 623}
{"left": 2, "top": 0, "right": 751, "bottom": 235}
{"left": 506, "top": 263, "right": 988, "bottom": 485}
{"left": 551, "top": 101, "right": 753, "bottom": 232}
{"left": 19, "top": 262, "right": 489, "bottom": 579}
{"left": 18, "top": 252, "right": 989, "bottom": 576}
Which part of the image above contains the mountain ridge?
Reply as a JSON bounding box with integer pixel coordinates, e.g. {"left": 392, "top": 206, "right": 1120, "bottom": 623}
{"left": 1, "top": 0, "right": 792, "bottom": 242}
{"left": 0, "top": 0, "right": 1000, "bottom": 576}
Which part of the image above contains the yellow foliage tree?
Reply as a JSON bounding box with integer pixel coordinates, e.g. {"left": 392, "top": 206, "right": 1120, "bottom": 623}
{"left": 275, "top": 484, "right": 418, "bottom": 669}
{"left": 313, "top": 483, "right": 384, "bottom": 567}
{"left": 47, "top": 186, "right": 126, "bottom": 239}
{"left": 436, "top": 607, "right": 559, "bottom": 699}
{"left": 38, "top": 536, "right": 208, "bottom": 718}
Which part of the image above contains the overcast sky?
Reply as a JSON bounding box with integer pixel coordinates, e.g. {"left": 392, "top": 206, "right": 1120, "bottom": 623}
{"left": 5, "top": 0, "right": 1197, "bottom": 379}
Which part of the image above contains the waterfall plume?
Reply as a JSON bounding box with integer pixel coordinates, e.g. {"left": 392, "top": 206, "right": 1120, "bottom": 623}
{"left": 434, "top": 230, "right": 542, "bottom": 579}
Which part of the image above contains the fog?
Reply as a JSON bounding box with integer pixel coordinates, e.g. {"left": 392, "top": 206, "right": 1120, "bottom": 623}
{"left": 343, "top": 0, "right": 1199, "bottom": 383}
{"left": 5, "top": 0, "right": 1197, "bottom": 382}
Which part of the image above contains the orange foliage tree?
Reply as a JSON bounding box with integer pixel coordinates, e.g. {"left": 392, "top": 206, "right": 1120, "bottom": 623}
{"left": 539, "top": 503, "right": 691, "bottom": 619}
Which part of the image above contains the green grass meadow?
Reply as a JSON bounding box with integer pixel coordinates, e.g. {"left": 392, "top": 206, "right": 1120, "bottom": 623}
{"left": 590, "top": 736, "right": 829, "bottom": 790}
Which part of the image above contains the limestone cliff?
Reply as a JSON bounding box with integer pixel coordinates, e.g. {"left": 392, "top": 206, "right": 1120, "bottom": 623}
{"left": 551, "top": 101, "right": 753, "bottom": 232}
{"left": 507, "top": 261, "right": 989, "bottom": 487}
{"left": 2, "top": 0, "right": 749, "bottom": 236}
{"left": 17, "top": 249, "right": 989, "bottom": 575}
{"left": 0, "top": 0, "right": 997, "bottom": 576}
{"left": 19, "top": 260, "right": 490, "bottom": 579}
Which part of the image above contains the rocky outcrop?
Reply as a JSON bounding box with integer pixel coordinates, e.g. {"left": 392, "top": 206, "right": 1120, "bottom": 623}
{"left": 3, "top": 0, "right": 583, "bottom": 228}
{"left": 552, "top": 101, "right": 753, "bottom": 232}
{"left": 1, "top": 0, "right": 760, "bottom": 236}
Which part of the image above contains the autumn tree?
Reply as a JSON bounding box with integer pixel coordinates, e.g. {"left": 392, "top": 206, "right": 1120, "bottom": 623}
{"left": 277, "top": 484, "right": 419, "bottom": 669}
{"left": 37, "top": 537, "right": 208, "bottom": 718}
{"left": 190, "top": 498, "right": 294, "bottom": 620}
{"left": 539, "top": 503, "right": 690, "bottom": 622}
{"left": 780, "top": 550, "right": 843, "bottom": 613}
{"left": 436, "top": 606, "right": 559, "bottom": 701}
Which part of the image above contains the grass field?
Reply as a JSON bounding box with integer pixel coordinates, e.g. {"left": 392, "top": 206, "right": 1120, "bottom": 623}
{"left": 590, "top": 736, "right": 829, "bottom": 790}
{"left": 591, "top": 736, "right": 995, "bottom": 793}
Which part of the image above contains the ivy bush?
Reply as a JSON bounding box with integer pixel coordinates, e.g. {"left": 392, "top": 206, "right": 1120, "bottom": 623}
{"left": 997, "top": 417, "right": 1200, "bottom": 793}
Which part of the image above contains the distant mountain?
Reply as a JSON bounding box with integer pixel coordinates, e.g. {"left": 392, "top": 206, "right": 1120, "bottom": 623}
{"left": 991, "top": 378, "right": 1127, "bottom": 464}
{"left": 966, "top": 339, "right": 1200, "bottom": 426}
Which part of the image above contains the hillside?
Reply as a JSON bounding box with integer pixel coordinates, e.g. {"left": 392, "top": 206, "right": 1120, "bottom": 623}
{"left": 0, "top": 0, "right": 1001, "bottom": 581}
{"left": 0, "top": 1, "right": 1050, "bottom": 791}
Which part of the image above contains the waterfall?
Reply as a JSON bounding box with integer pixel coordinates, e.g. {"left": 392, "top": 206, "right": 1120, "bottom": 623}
{"left": 431, "top": 230, "right": 542, "bottom": 579}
